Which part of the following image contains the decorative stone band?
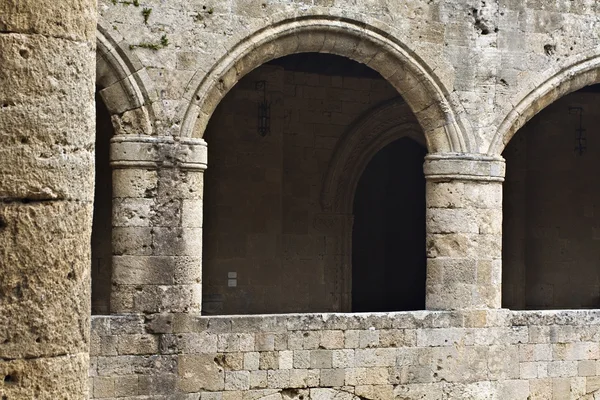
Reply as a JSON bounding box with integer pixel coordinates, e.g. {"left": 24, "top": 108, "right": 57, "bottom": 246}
{"left": 424, "top": 153, "right": 506, "bottom": 182}
{"left": 110, "top": 135, "right": 208, "bottom": 171}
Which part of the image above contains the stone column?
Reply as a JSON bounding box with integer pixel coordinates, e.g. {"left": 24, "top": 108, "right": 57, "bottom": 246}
{"left": 424, "top": 154, "right": 505, "bottom": 310}
{"left": 0, "top": 1, "right": 96, "bottom": 398}
{"left": 110, "top": 136, "right": 207, "bottom": 314}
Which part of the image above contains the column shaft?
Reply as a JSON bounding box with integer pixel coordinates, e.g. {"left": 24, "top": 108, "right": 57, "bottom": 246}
{"left": 0, "top": 1, "right": 96, "bottom": 398}
{"left": 110, "top": 136, "right": 207, "bottom": 314}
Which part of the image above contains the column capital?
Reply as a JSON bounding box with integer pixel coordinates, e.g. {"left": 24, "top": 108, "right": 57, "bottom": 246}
{"left": 110, "top": 135, "right": 208, "bottom": 171}
{"left": 424, "top": 153, "right": 505, "bottom": 182}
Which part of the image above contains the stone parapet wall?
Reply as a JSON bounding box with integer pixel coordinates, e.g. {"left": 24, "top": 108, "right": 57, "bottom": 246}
{"left": 90, "top": 310, "right": 600, "bottom": 399}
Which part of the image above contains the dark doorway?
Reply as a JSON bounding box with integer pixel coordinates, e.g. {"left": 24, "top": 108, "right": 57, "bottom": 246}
{"left": 91, "top": 94, "right": 113, "bottom": 315}
{"left": 352, "top": 138, "right": 427, "bottom": 312}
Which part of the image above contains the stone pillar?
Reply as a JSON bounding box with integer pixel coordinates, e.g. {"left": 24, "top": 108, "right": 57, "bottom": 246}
{"left": 424, "top": 154, "right": 505, "bottom": 310}
{"left": 0, "top": 1, "right": 96, "bottom": 398}
{"left": 110, "top": 136, "right": 207, "bottom": 314}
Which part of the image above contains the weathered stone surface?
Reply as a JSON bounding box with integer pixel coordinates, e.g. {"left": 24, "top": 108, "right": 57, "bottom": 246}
{"left": 0, "top": 34, "right": 95, "bottom": 201}
{"left": 0, "top": 0, "right": 96, "bottom": 41}
{"left": 0, "top": 353, "right": 89, "bottom": 399}
{"left": 5, "top": 0, "right": 600, "bottom": 398}
{"left": 1, "top": 1, "right": 96, "bottom": 397}
{"left": 178, "top": 354, "right": 225, "bottom": 392}
{"left": 0, "top": 202, "right": 91, "bottom": 359}
{"left": 83, "top": 310, "right": 600, "bottom": 398}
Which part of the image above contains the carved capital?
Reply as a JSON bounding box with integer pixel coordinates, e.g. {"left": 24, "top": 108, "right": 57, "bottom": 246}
{"left": 110, "top": 135, "right": 207, "bottom": 171}
{"left": 424, "top": 153, "right": 505, "bottom": 182}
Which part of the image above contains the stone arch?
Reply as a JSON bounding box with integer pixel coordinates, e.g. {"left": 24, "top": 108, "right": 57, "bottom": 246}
{"left": 181, "top": 16, "right": 472, "bottom": 153}
{"left": 96, "top": 22, "right": 156, "bottom": 135}
{"left": 314, "top": 98, "right": 426, "bottom": 312}
{"left": 321, "top": 97, "right": 425, "bottom": 214}
{"left": 488, "top": 49, "right": 600, "bottom": 155}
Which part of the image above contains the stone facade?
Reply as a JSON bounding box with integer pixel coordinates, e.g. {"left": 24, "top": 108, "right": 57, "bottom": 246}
{"left": 2, "top": 0, "right": 600, "bottom": 399}
{"left": 90, "top": 310, "right": 600, "bottom": 399}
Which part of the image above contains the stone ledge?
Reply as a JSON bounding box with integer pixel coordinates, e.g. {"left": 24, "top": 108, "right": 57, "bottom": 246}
{"left": 91, "top": 309, "right": 600, "bottom": 334}
{"left": 424, "top": 153, "right": 506, "bottom": 182}
{"left": 110, "top": 135, "right": 207, "bottom": 171}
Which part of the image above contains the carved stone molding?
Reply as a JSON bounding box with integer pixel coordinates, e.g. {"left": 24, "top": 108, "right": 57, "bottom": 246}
{"left": 110, "top": 135, "right": 208, "bottom": 171}
{"left": 424, "top": 153, "right": 506, "bottom": 182}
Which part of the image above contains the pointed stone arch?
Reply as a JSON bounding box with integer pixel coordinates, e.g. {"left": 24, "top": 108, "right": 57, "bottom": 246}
{"left": 315, "top": 97, "right": 426, "bottom": 312}
{"left": 181, "top": 16, "right": 472, "bottom": 154}
{"left": 320, "top": 97, "right": 425, "bottom": 214}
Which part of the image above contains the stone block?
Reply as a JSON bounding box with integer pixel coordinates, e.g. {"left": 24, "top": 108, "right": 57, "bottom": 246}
{"left": 548, "top": 361, "right": 578, "bottom": 378}
{"left": 145, "top": 313, "right": 175, "bottom": 334}
{"left": 332, "top": 349, "right": 355, "bottom": 369}
{"left": 114, "top": 375, "right": 139, "bottom": 397}
{"left": 178, "top": 354, "right": 224, "bottom": 392}
{"left": 359, "top": 330, "right": 379, "bottom": 348}
{"left": 294, "top": 350, "right": 311, "bottom": 369}
{"left": 250, "top": 370, "right": 268, "bottom": 389}
{"left": 310, "top": 350, "right": 333, "bottom": 369}
{"left": 93, "top": 376, "right": 115, "bottom": 398}
{"left": 320, "top": 330, "right": 344, "bottom": 349}
{"left": 138, "top": 373, "right": 177, "bottom": 395}
{"left": 112, "top": 169, "right": 158, "bottom": 199}
{"left": 116, "top": 334, "right": 159, "bottom": 355}
{"left": 97, "top": 355, "right": 177, "bottom": 376}
{"left": 225, "top": 371, "right": 250, "bottom": 391}
{"left": 279, "top": 350, "right": 294, "bottom": 369}
{"left": 260, "top": 352, "right": 279, "bottom": 370}
{"left": 113, "top": 198, "right": 154, "bottom": 227}
{"left": 320, "top": 369, "right": 345, "bottom": 387}
{"left": 267, "top": 369, "right": 291, "bottom": 389}
{"left": 579, "top": 360, "right": 597, "bottom": 377}
{"left": 152, "top": 227, "right": 203, "bottom": 257}
{"left": 243, "top": 352, "right": 260, "bottom": 371}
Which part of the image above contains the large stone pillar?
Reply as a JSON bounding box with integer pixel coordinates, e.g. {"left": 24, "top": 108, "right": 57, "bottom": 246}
{"left": 0, "top": 1, "right": 96, "bottom": 398}
{"left": 110, "top": 136, "right": 207, "bottom": 314}
{"left": 424, "top": 154, "right": 505, "bottom": 310}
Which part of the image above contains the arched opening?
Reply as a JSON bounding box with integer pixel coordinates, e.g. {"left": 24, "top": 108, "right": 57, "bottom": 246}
{"left": 202, "top": 53, "right": 428, "bottom": 315}
{"left": 91, "top": 93, "right": 114, "bottom": 315}
{"left": 352, "top": 138, "right": 427, "bottom": 312}
{"left": 503, "top": 84, "right": 600, "bottom": 309}
{"left": 183, "top": 17, "right": 471, "bottom": 153}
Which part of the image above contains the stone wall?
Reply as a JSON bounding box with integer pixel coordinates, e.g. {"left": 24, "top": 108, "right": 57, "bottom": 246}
{"left": 97, "top": 0, "right": 600, "bottom": 154}
{"left": 3, "top": 0, "right": 600, "bottom": 398}
{"left": 202, "top": 61, "right": 401, "bottom": 315}
{"left": 503, "top": 90, "right": 600, "bottom": 310}
{"left": 90, "top": 310, "right": 600, "bottom": 399}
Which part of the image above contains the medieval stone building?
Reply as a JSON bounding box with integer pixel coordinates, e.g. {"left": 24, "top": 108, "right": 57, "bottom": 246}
{"left": 2, "top": 0, "right": 600, "bottom": 399}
